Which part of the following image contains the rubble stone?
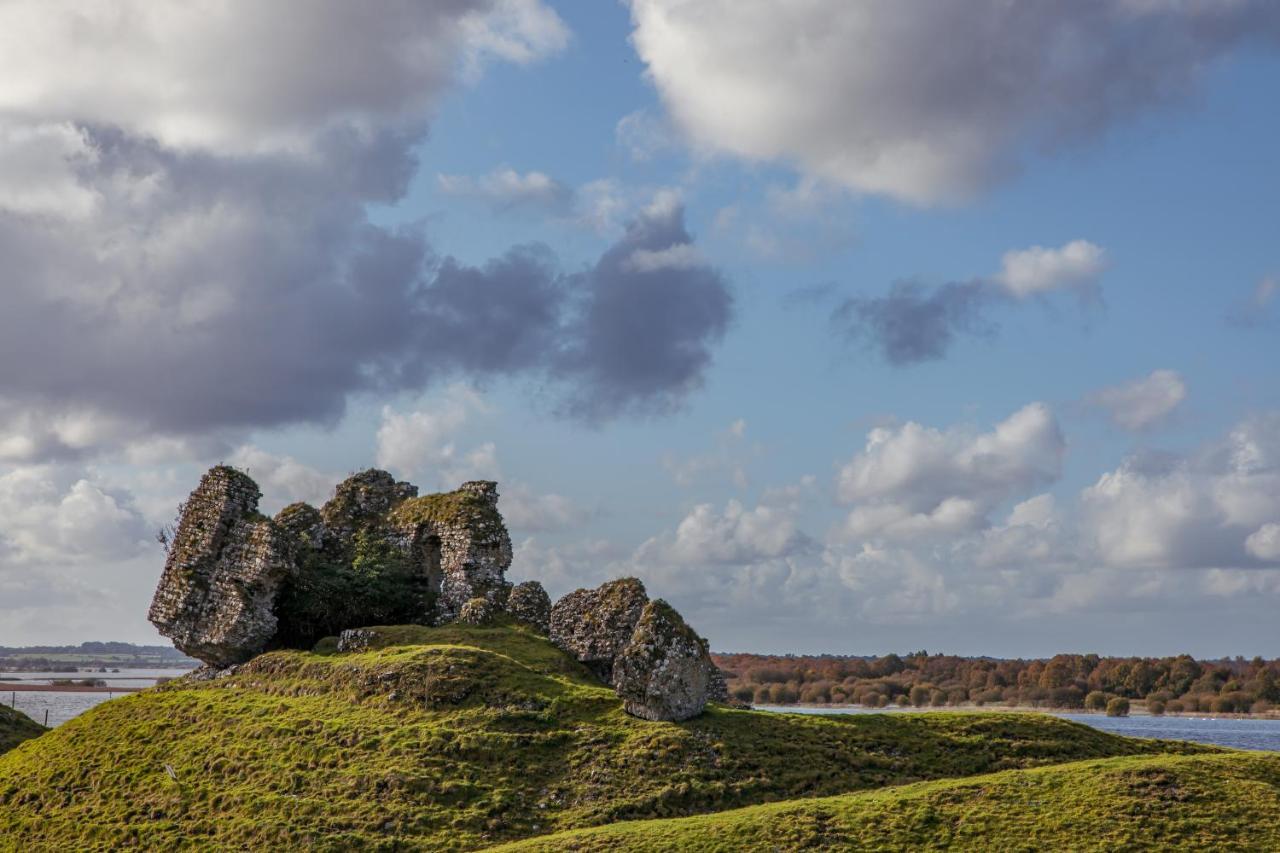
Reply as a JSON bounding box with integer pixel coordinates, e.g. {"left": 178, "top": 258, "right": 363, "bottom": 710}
{"left": 506, "top": 581, "right": 552, "bottom": 634}
{"left": 612, "top": 600, "right": 717, "bottom": 722}
{"left": 457, "top": 596, "right": 496, "bottom": 625}
{"left": 548, "top": 578, "right": 649, "bottom": 682}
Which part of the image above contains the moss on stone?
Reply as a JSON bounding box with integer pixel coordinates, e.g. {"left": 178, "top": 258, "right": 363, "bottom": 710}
{"left": 389, "top": 489, "right": 502, "bottom": 530}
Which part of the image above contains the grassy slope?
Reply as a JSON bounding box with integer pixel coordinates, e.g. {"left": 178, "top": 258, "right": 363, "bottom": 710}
{"left": 0, "top": 705, "right": 44, "bottom": 755}
{"left": 496, "top": 751, "right": 1280, "bottom": 852}
{"left": 0, "top": 624, "right": 1211, "bottom": 851}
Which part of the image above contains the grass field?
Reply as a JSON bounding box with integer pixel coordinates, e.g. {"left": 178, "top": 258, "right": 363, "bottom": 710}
{"left": 0, "top": 623, "right": 1240, "bottom": 851}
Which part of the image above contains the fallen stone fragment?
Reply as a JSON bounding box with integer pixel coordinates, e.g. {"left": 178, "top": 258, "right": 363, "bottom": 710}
{"left": 548, "top": 578, "right": 649, "bottom": 682}
{"left": 612, "top": 599, "right": 717, "bottom": 722}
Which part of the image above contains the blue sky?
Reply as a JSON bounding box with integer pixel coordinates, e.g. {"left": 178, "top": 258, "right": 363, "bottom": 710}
{"left": 1, "top": 1, "right": 1278, "bottom": 656}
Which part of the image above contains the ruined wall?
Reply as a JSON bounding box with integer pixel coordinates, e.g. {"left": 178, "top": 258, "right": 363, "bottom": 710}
{"left": 150, "top": 468, "right": 513, "bottom": 666}
{"left": 148, "top": 467, "right": 295, "bottom": 668}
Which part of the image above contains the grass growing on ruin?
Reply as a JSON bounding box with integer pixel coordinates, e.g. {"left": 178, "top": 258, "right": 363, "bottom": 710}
{"left": 0, "top": 705, "right": 44, "bottom": 755}
{"left": 494, "top": 750, "right": 1280, "bottom": 852}
{"left": 0, "top": 624, "right": 1215, "bottom": 851}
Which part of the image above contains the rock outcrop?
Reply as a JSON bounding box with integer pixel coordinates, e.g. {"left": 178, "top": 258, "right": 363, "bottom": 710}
{"left": 549, "top": 578, "right": 650, "bottom": 683}
{"left": 150, "top": 467, "right": 513, "bottom": 666}
{"left": 613, "top": 600, "right": 716, "bottom": 722}
{"left": 506, "top": 580, "right": 552, "bottom": 635}
{"left": 548, "top": 578, "right": 720, "bottom": 721}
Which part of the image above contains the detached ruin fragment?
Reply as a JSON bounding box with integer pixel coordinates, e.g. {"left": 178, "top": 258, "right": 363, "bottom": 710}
{"left": 149, "top": 466, "right": 725, "bottom": 720}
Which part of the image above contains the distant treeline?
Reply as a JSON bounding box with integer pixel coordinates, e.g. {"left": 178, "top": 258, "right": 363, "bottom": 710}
{"left": 711, "top": 651, "right": 1280, "bottom": 715}
{"left": 0, "top": 641, "right": 196, "bottom": 671}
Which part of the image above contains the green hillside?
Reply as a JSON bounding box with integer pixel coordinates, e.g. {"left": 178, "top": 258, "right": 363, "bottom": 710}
{"left": 0, "top": 705, "right": 44, "bottom": 755}
{"left": 0, "top": 624, "right": 1213, "bottom": 851}
{"left": 495, "top": 751, "right": 1280, "bottom": 852}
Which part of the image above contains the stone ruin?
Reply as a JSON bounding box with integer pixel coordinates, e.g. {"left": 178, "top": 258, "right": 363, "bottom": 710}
{"left": 150, "top": 465, "right": 727, "bottom": 721}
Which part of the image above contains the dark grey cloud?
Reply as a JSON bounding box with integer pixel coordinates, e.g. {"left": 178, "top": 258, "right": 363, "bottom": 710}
{"left": 829, "top": 240, "right": 1105, "bottom": 366}
{"left": 555, "top": 199, "right": 733, "bottom": 420}
{"left": 0, "top": 2, "right": 731, "bottom": 462}
{"left": 833, "top": 281, "right": 992, "bottom": 365}
{"left": 0, "top": 123, "right": 731, "bottom": 459}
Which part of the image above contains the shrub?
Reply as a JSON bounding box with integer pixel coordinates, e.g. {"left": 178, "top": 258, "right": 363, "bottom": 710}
{"left": 1165, "top": 699, "right": 1184, "bottom": 713}
{"left": 1148, "top": 700, "right": 1166, "bottom": 716}
{"left": 1085, "top": 691, "right": 1108, "bottom": 711}
{"left": 1106, "top": 697, "right": 1130, "bottom": 717}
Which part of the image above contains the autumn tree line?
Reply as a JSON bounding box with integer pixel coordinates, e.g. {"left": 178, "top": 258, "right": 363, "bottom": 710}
{"left": 711, "top": 651, "right": 1280, "bottom": 715}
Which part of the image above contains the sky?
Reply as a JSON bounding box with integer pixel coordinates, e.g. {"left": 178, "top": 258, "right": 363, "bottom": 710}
{"left": 1, "top": 0, "right": 1279, "bottom": 657}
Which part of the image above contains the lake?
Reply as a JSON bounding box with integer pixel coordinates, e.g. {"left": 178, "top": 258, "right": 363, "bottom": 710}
{"left": 1, "top": 667, "right": 193, "bottom": 727}
{"left": 757, "top": 705, "right": 1280, "bottom": 752}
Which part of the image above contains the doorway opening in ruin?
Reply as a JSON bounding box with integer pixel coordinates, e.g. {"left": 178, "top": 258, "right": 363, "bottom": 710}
{"left": 420, "top": 534, "right": 443, "bottom": 597}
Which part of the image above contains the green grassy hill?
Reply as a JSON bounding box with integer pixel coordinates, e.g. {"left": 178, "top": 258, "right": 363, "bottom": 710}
{"left": 0, "top": 623, "right": 1215, "bottom": 851}
{"left": 0, "top": 705, "right": 44, "bottom": 755}
{"left": 494, "top": 751, "right": 1280, "bottom": 852}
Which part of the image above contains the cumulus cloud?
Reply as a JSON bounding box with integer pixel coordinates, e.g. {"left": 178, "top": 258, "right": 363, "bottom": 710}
{"left": 225, "top": 446, "right": 336, "bottom": 512}
{"left": 832, "top": 240, "right": 1104, "bottom": 364}
{"left": 0, "top": 466, "right": 148, "bottom": 566}
{"left": 835, "top": 403, "right": 1065, "bottom": 540}
{"left": 1081, "top": 415, "right": 1280, "bottom": 569}
{"left": 375, "top": 386, "right": 497, "bottom": 483}
{"left": 437, "top": 168, "right": 573, "bottom": 213}
{"left": 994, "top": 241, "right": 1107, "bottom": 299}
{"left": 0, "top": 0, "right": 567, "bottom": 153}
{"left": 501, "top": 484, "right": 588, "bottom": 532}
{"left": 0, "top": 4, "right": 732, "bottom": 463}
{"left": 627, "top": 0, "right": 1280, "bottom": 203}
{"left": 1088, "top": 369, "right": 1188, "bottom": 431}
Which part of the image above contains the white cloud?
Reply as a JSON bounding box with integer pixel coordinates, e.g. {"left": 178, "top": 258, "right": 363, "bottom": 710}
{"left": 623, "top": 242, "right": 705, "bottom": 273}
{"left": 657, "top": 499, "right": 812, "bottom": 565}
{"left": 1246, "top": 524, "right": 1280, "bottom": 561}
{"left": 615, "top": 109, "right": 677, "bottom": 161}
{"left": 1088, "top": 369, "right": 1188, "bottom": 431}
{"left": 501, "top": 483, "right": 587, "bottom": 532}
{"left": 226, "top": 446, "right": 335, "bottom": 512}
{"left": 628, "top": 0, "right": 1280, "bottom": 203}
{"left": 0, "top": 0, "right": 567, "bottom": 153}
{"left": 1081, "top": 415, "right": 1280, "bottom": 569}
{"left": 994, "top": 240, "right": 1107, "bottom": 299}
{"left": 836, "top": 403, "right": 1065, "bottom": 540}
{"left": 437, "top": 167, "right": 572, "bottom": 212}
{"left": 374, "top": 386, "right": 493, "bottom": 481}
{"left": 0, "top": 466, "right": 148, "bottom": 566}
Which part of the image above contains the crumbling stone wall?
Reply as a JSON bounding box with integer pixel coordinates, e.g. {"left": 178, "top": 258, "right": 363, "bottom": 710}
{"left": 150, "top": 467, "right": 513, "bottom": 666}
{"left": 388, "top": 480, "right": 513, "bottom": 622}
{"left": 148, "top": 467, "right": 295, "bottom": 668}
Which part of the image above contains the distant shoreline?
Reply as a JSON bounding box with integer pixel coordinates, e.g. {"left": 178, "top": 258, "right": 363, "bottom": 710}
{"left": 759, "top": 702, "right": 1280, "bottom": 721}
{"left": 1, "top": 683, "right": 143, "bottom": 694}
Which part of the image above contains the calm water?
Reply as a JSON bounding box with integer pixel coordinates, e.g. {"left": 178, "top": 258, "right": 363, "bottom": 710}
{"left": 757, "top": 705, "right": 1280, "bottom": 752}
{"left": 2, "top": 667, "right": 193, "bottom": 727}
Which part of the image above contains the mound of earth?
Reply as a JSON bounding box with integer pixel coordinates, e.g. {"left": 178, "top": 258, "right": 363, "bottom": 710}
{"left": 0, "top": 705, "right": 44, "bottom": 755}
{"left": 0, "top": 625, "right": 1211, "bottom": 851}
{"left": 494, "top": 750, "right": 1280, "bottom": 852}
